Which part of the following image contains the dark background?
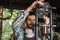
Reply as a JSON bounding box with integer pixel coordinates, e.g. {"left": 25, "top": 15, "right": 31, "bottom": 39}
{"left": 0, "top": 0, "right": 60, "bottom": 14}
{"left": 0, "top": 0, "right": 60, "bottom": 15}
{"left": 0, "top": 0, "right": 59, "bottom": 11}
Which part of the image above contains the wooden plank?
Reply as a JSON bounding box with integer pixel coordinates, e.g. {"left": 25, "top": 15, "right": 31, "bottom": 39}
{"left": 0, "top": 6, "right": 3, "bottom": 40}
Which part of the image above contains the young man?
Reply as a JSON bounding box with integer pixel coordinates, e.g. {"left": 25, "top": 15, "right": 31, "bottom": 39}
{"left": 13, "top": 0, "right": 49, "bottom": 40}
{"left": 23, "top": 12, "right": 36, "bottom": 40}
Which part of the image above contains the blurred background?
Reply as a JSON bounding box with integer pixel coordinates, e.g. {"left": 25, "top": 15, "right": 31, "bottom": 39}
{"left": 0, "top": 0, "right": 60, "bottom": 40}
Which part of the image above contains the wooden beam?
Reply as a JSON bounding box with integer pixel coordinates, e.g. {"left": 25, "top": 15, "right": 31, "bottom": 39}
{"left": 0, "top": 6, "right": 3, "bottom": 40}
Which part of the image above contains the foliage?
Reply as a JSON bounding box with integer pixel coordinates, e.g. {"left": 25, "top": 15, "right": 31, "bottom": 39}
{"left": 2, "top": 8, "right": 19, "bottom": 40}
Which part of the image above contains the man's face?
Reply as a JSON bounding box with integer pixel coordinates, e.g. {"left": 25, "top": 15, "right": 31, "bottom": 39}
{"left": 26, "top": 15, "right": 36, "bottom": 28}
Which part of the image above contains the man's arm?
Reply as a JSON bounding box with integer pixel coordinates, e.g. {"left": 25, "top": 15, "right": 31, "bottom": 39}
{"left": 12, "top": 11, "right": 29, "bottom": 39}
{"left": 13, "top": 1, "right": 38, "bottom": 30}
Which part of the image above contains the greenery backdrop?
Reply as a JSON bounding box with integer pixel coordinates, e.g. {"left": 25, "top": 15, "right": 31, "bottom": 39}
{"left": 2, "top": 8, "right": 19, "bottom": 40}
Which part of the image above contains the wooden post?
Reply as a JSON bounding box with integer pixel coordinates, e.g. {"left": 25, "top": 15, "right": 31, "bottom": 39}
{"left": 0, "top": 6, "right": 3, "bottom": 40}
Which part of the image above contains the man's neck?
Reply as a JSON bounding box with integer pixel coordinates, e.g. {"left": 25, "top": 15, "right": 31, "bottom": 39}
{"left": 26, "top": 27, "right": 32, "bottom": 30}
